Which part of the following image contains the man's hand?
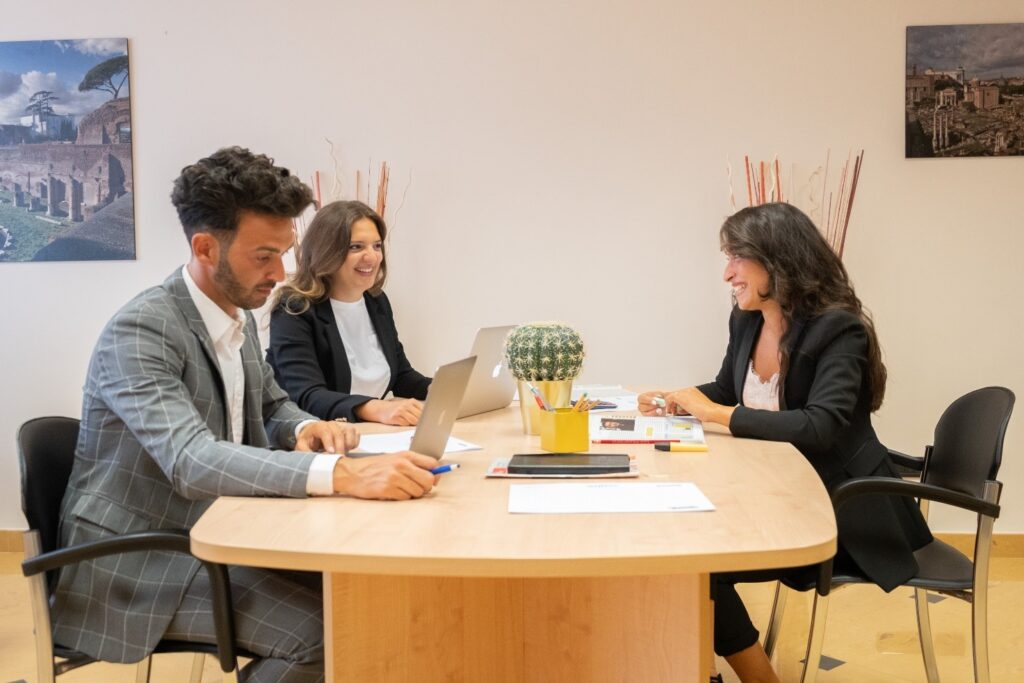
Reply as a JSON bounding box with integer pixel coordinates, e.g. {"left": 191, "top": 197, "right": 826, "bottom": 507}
{"left": 295, "top": 421, "right": 360, "bottom": 454}
{"left": 332, "top": 451, "right": 439, "bottom": 500}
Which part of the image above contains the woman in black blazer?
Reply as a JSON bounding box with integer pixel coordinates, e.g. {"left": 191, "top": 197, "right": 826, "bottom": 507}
{"left": 268, "top": 201, "right": 430, "bottom": 425}
{"left": 639, "top": 203, "right": 931, "bottom": 683}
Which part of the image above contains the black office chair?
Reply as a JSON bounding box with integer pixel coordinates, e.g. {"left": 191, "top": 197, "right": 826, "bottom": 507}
{"left": 762, "top": 386, "right": 1015, "bottom": 683}
{"left": 18, "top": 416, "right": 247, "bottom": 683}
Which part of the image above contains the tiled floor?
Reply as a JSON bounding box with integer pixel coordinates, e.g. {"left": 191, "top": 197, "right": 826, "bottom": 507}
{"left": 2, "top": 551, "right": 1022, "bottom": 682}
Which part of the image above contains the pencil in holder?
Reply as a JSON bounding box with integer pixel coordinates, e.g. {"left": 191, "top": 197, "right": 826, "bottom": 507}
{"left": 539, "top": 408, "right": 590, "bottom": 453}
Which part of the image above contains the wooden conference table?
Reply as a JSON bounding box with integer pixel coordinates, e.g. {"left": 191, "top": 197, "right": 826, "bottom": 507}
{"left": 191, "top": 404, "right": 836, "bottom": 682}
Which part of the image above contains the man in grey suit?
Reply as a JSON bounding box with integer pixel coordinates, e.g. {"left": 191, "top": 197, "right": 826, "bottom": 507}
{"left": 52, "top": 147, "right": 439, "bottom": 682}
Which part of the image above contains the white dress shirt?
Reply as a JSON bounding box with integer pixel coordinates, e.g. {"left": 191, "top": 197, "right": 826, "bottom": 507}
{"left": 181, "top": 266, "right": 339, "bottom": 494}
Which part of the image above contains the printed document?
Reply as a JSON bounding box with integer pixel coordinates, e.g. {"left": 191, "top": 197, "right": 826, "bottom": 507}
{"left": 351, "top": 431, "right": 481, "bottom": 455}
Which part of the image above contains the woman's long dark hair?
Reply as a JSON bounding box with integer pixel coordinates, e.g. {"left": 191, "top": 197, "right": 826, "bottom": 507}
{"left": 720, "top": 202, "right": 887, "bottom": 411}
{"left": 274, "top": 200, "right": 388, "bottom": 314}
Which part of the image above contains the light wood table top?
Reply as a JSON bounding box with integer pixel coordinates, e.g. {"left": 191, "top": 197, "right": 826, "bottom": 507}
{"left": 191, "top": 404, "right": 837, "bottom": 577}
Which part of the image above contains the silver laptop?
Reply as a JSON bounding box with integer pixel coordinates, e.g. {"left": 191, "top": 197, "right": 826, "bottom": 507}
{"left": 456, "top": 325, "right": 517, "bottom": 418}
{"left": 409, "top": 355, "right": 477, "bottom": 459}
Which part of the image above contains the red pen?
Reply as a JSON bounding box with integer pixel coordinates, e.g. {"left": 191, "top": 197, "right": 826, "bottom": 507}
{"left": 592, "top": 439, "right": 681, "bottom": 444}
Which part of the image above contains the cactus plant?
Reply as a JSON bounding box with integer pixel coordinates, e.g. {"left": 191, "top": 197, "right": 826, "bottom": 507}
{"left": 504, "top": 322, "right": 585, "bottom": 381}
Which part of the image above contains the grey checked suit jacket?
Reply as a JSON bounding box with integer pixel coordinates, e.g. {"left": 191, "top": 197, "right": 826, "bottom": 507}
{"left": 52, "top": 269, "right": 319, "bottom": 663}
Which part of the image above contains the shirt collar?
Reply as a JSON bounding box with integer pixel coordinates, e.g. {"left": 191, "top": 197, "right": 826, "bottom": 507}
{"left": 181, "top": 265, "right": 246, "bottom": 349}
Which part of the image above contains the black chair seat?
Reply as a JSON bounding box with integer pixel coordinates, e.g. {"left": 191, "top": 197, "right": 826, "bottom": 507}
{"left": 907, "top": 538, "right": 975, "bottom": 592}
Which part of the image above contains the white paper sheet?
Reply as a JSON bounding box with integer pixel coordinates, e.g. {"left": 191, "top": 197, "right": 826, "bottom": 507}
{"left": 507, "top": 482, "right": 715, "bottom": 514}
{"left": 350, "top": 431, "right": 481, "bottom": 455}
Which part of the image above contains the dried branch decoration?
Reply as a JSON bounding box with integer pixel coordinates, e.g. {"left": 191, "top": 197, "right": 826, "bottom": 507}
{"left": 727, "top": 150, "right": 864, "bottom": 259}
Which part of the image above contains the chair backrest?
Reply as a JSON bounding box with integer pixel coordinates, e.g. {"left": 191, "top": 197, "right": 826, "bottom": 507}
{"left": 923, "top": 387, "right": 1015, "bottom": 499}
{"left": 17, "top": 417, "right": 81, "bottom": 560}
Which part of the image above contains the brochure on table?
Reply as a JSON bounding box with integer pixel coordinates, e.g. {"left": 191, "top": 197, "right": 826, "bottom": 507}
{"left": 590, "top": 414, "right": 706, "bottom": 446}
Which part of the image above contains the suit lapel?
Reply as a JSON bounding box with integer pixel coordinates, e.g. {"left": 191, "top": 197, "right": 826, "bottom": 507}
{"left": 734, "top": 314, "right": 762, "bottom": 402}
{"left": 779, "top": 317, "right": 808, "bottom": 411}
{"left": 316, "top": 299, "right": 352, "bottom": 392}
{"left": 239, "top": 312, "right": 266, "bottom": 446}
{"left": 164, "top": 269, "right": 229, "bottom": 433}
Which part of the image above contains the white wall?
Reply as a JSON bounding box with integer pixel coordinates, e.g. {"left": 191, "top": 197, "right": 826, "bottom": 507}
{"left": 1, "top": 0, "right": 1021, "bottom": 533}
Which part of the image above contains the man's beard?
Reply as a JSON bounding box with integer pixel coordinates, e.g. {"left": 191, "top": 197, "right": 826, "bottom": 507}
{"left": 214, "top": 256, "right": 273, "bottom": 310}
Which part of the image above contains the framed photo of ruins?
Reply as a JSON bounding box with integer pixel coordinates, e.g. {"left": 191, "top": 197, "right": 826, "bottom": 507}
{"left": 906, "top": 23, "right": 1024, "bottom": 158}
{"left": 0, "top": 37, "right": 135, "bottom": 261}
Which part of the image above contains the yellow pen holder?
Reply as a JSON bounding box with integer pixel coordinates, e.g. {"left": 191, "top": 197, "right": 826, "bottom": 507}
{"left": 539, "top": 408, "right": 590, "bottom": 453}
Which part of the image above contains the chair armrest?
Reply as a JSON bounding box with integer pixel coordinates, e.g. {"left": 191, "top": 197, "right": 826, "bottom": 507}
{"left": 887, "top": 448, "right": 925, "bottom": 476}
{"left": 22, "top": 529, "right": 239, "bottom": 674}
{"left": 831, "top": 477, "right": 1000, "bottom": 519}
{"left": 22, "top": 530, "right": 194, "bottom": 575}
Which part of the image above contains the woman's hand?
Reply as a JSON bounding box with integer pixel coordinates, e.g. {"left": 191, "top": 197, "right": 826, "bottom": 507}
{"left": 356, "top": 398, "right": 425, "bottom": 426}
{"left": 664, "top": 387, "right": 735, "bottom": 427}
{"left": 638, "top": 391, "right": 670, "bottom": 416}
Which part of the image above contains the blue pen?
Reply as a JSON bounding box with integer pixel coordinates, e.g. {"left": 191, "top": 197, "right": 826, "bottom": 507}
{"left": 430, "top": 463, "right": 461, "bottom": 475}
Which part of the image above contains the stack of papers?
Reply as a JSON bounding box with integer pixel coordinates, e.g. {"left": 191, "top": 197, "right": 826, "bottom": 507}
{"left": 507, "top": 482, "right": 715, "bottom": 513}
{"left": 350, "top": 431, "right": 481, "bottom": 455}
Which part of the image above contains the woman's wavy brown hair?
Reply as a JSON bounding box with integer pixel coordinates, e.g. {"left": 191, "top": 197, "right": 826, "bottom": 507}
{"left": 720, "top": 202, "right": 887, "bottom": 411}
{"left": 274, "top": 200, "right": 388, "bottom": 314}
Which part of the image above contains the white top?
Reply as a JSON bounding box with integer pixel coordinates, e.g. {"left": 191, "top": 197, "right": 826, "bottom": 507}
{"left": 181, "top": 266, "right": 337, "bottom": 495}
{"left": 741, "top": 360, "right": 780, "bottom": 411}
{"left": 331, "top": 297, "right": 391, "bottom": 399}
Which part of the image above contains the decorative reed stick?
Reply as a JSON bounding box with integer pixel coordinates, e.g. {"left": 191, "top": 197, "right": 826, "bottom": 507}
{"left": 730, "top": 149, "right": 865, "bottom": 260}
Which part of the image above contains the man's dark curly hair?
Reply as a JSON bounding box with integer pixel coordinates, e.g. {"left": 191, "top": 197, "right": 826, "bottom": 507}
{"left": 171, "top": 146, "right": 314, "bottom": 241}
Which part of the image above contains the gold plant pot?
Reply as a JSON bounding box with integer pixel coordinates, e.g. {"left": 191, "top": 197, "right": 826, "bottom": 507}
{"left": 517, "top": 379, "right": 573, "bottom": 435}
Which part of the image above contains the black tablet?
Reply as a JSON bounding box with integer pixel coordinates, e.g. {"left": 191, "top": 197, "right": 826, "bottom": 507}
{"left": 507, "top": 453, "right": 630, "bottom": 475}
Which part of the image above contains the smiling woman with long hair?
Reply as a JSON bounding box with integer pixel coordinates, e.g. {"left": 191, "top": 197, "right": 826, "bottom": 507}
{"left": 638, "top": 202, "right": 932, "bottom": 683}
{"left": 267, "top": 200, "right": 431, "bottom": 426}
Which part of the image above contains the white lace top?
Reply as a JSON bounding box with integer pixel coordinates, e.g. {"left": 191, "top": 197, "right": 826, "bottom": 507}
{"left": 742, "top": 360, "right": 780, "bottom": 411}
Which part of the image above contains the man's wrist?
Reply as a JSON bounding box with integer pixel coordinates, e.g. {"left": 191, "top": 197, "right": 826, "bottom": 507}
{"left": 331, "top": 457, "right": 354, "bottom": 496}
{"left": 294, "top": 419, "right": 318, "bottom": 441}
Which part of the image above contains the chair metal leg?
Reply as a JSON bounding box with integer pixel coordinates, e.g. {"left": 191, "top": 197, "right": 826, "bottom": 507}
{"left": 134, "top": 655, "right": 153, "bottom": 683}
{"left": 914, "top": 588, "right": 940, "bottom": 682}
{"left": 23, "top": 532, "right": 57, "bottom": 683}
{"left": 190, "top": 652, "right": 207, "bottom": 682}
{"left": 972, "top": 580, "right": 990, "bottom": 683}
{"left": 971, "top": 481, "right": 999, "bottom": 683}
{"left": 763, "top": 580, "right": 788, "bottom": 660}
{"left": 799, "top": 591, "right": 830, "bottom": 683}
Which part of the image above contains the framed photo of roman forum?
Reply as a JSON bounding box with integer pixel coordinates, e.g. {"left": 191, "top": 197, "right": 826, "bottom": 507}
{"left": 0, "top": 37, "right": 135, "bottom": 261}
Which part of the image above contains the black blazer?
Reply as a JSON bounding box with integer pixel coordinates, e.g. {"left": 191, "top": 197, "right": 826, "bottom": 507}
{"left": 267, "top": 292, "right": 431, "bottom": 422}
{"left": 698, "top": 307, "right": 932, "bottom": 591}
